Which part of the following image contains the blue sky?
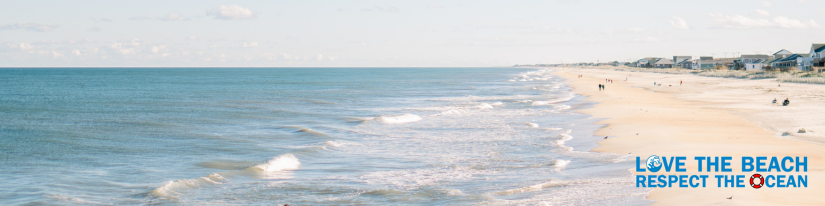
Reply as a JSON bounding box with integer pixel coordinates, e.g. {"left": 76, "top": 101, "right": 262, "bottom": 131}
{"left": 2, "top": 0, "right": 824, "bottom": 67}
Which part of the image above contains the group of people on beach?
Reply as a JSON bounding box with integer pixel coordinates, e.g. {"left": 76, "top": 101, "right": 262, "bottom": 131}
{"left": 773, "top": 98, "right": 790, "bottom": 106}
{"left": 598, "top": 84, "right": 605, "bottom": 91}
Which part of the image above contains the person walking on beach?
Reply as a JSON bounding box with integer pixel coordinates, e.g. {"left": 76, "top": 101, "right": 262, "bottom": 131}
{"left": 772, "top": 98, "right": 777, "bottom": 104}
{"left": 680, "top": 80, "right": 682, "bottom": 86}
{"left": 598, "top": 84, "right": 602, "bottom": 91}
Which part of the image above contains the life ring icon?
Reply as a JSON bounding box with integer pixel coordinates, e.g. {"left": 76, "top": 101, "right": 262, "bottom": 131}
{"left": 750, "top": 174, "right": 764, "bottom": 189}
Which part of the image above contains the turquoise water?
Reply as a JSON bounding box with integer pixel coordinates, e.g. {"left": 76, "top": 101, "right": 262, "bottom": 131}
{"left": 0, "top": 68, "right": 651, "bottom": 205}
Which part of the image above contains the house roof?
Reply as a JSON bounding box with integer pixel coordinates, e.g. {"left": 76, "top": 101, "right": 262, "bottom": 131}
{"left": 675, "top": 59, "right": 692, "bottom": 64}
{"left": 769, "top": 54, "right": 801, "bottom": 63}
{"left": 812, "top": 44, "right": 825, "bottom": 53}
{"left": 654, "top": 59, "right": 674, "bottom": 64}
{"left": 774, "top": 49, "right": 793, "bottom": 55}
{"left": 699, "top": 56, "right": 713, "bottom": 60}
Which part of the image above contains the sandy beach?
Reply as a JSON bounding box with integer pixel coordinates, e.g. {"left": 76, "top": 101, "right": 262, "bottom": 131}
{"left": 554, "top": 67, "right": 825, "bottom": 205}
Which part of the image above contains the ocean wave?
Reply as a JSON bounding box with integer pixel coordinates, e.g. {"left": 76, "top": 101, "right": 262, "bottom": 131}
{"left": 345, "top": 117, "right": 375, "bottom": 123}
{"left": 149, "top": 173, "right": 228, "bottom": 199}
{"left": 525, "top": 122, "right": 539, "bottom": 128}
{"left": 551, "top": 104, "right": 571, "bottom": 110}
{"left": 150, "top": 153, "right": 301, "bottom": 199}
{"left": 253, "top": 153, "right": 302, "bottom": 173}
{"left": 555, "top": 130, "right": 574, "bottom": 151}
{"left": 494, "top": 180, "right": 562, "bottom": 196}
{"left": 376, "top": 114, "right": 422, "bottom": 124}
{"left": 474, "top": 103, "right": 494, "bottom": 110}
{"left": 554, "top": 159, "right": 571, "bottom": 171}
{"left": 324, "top": 140, "right": 360, "bottom": 149}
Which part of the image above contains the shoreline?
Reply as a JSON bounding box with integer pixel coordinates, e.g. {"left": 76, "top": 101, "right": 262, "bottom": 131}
{"left": 553, "top": 67, "right": 825, "bottom": 205}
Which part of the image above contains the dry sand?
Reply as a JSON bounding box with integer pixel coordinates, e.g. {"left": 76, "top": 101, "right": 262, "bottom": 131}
{"left": 554, "top": 67, "right": 825, "bottom": 205}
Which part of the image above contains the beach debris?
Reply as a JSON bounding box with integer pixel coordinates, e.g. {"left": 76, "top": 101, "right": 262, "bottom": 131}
{"left": 604, "top": 136, "right": 608, "bottom": 139}
{"left": 782, "top": 132, "right": 791, "bottom": 136}
{"left": 798, "top": 128, "right": 807, "bottom": 133}
{"left": 727, "top": 196, "right": 733, "bottom": 200}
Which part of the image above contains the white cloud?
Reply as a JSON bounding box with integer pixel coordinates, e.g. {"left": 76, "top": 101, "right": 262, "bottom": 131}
{"left": 316, "top": 54, "right": 324, "bottom": 61}
{"left": 773, "top": 16, "right": 821, "bottom": 28}
{"left": 798, "top": 0, "right": 811, "bottom": 3}
{"left": 151, "top": 45, "right": 167, "bottom": 53}
{"left": 52, "top": 51, "right": 64, "bottom": 58}
{"left": 72, "top": 49, "right": 81, "bottom": 56}
{"left": 17, "top": 43, "right": 34, "bottom": 50}
{"left": 241, "top": 41, "right": 258, "bottom": 47}
{"left": 187, "top": 35, "right": 197, "bottom": 40}
{"left": 0, "top": 22, "right": 58, "bottom": 32}
{"left": 669, "top": 16, "right": 690, "bottom": 29}
{"left": 209, "top": 44, "right": 218, "bottom": 48}
{"left": 762, "top": 1, "right": 773, "bottom": 7}
{"left": 755, "top": 9, "right": 770, "bottom": 16}
{"left": 88, "top": 26, "right": 101, "bottom": 32}
{"left": 708, "top": 13, "right": 821, "bottom": 29}
{"left": 208, "top": 5, "right": 256, "bottom": 20}
{"left": 159, "top": 13, "right": 188, "bottom": 21}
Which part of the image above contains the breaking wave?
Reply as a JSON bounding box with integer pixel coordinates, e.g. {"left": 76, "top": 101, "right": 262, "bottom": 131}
{"left": 376, "top": 114, "right": 422, "bottom": 124}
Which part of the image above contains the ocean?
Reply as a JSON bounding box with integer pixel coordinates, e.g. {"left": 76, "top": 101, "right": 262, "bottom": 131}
{"left": 0, "top": 67, "right": 652, "bottom": 205}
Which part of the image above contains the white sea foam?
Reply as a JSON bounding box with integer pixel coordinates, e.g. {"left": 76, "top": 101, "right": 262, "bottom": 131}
{"left": 551, "top": 104, "right": 571, "bottom": 110}
{"left": 525, "top": 122, "right": 539, "bottom": 128}
{"left": 531, "top": 101, "right": 548, "bottom": 106}
{"left": 376, "top": 114, "right": 422, "bottom": 124}
{"left": 490, "top": 102, "right": 504, "bottom": 106}
{"left": 554, "top": 159, "right": 571, "bottom": 170}
{"left": 150, "top": 173, "right": 227, "bottom": 199}
{"left": 324, "top": 140, "right": 359, "bottom": 148}
{"left": 475, "top": 103, "right": 494, "bottom": 109}
{"left": 495, "top": 181, "right": 562, "bottom": 195}
{"left": 254, "top": 153, "right": 301, "bottom": 173}
{"left": 555, "top": 130, "right": 574, "bottom": 151}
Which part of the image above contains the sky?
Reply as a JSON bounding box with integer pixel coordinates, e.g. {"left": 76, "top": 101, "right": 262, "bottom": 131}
{"left": 2, "top": 0, "right": 825, "bottom": 67}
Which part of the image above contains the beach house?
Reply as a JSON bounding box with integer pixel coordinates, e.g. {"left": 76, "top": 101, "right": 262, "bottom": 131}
{"left": 653, "top": 58, "right": 674, "bottom": 68}
{"left": 768, "top": 53, "right": 812, "bottom": 71}
{"left": 697, "top": 56, "right": 715, "bottom": 69}
{"left": 675, "top": 59, "right": 695, "bottom": 69}
{"left": 773, "top": 49, "right": 794, "bottom": 59}
{"left": 738, "top": 54, "right": 770, "bottom": 71}
{"left": 673, "top": 56, "right": 691, "bottom": 64}
{"left": 809, "top": 43, "right": 825, "bottom": 71}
